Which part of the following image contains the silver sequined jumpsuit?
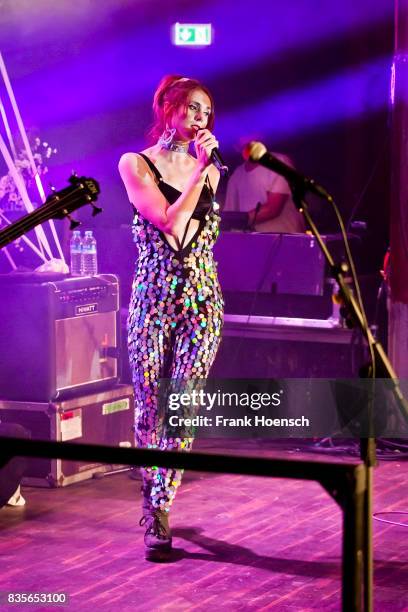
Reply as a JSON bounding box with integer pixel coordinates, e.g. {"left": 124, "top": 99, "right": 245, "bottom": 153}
{"left": 127, "top": 153, "right": 224, "bottom": 512}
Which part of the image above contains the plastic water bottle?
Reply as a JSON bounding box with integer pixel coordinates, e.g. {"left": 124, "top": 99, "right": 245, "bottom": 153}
{"left": 69, "top": 230, "right": 83, "bottom": 276}
{"left": 82, "top": 230, "right": 98, "bottom": 276}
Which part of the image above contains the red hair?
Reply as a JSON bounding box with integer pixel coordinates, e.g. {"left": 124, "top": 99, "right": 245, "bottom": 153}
{"left": 147, "top": 74, "right": 215, "bottom": 143}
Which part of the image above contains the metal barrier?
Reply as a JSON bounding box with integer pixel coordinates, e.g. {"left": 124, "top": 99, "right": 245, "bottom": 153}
{"left": 0, "top": 437, "right": 368, "bottom": 612}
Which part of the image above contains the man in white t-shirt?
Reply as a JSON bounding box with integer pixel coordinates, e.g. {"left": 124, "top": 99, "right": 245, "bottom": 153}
{"left": 224, "top": 153, "right": 305, "bottom": 233}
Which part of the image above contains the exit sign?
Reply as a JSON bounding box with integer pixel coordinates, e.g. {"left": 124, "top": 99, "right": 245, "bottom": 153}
{"left": 173, "top": 23, "right": 212, "bottom": 46}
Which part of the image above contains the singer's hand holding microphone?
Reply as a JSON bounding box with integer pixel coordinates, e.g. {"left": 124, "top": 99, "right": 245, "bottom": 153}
{"left": 195, "top": 129, "right": 229, "bottom": 176}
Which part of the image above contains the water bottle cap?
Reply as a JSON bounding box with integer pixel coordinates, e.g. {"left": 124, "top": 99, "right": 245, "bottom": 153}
{"left": 73, "top": 230, "right": 81, "bottom": 235}
{"left": 85, "top": 230, "right": 93, "bottom": 236}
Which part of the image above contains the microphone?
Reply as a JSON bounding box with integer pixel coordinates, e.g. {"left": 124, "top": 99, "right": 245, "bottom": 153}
{"left": 194, "top": 127, "right": 228, "bottom": 176}
{"left": 211, "top": 148, "right": 229, "bottom": 176}
{"left": 244, "top": 141, "right": 331, "bottom": 201}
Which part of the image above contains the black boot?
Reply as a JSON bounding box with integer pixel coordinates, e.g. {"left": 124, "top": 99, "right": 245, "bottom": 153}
{"left": 139, "top": 508, "right": 172, "bottom": 561}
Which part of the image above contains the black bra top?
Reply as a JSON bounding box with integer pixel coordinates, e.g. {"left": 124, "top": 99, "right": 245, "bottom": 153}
{"left": 137, "top": 153, "right": 214, "bottom": 221}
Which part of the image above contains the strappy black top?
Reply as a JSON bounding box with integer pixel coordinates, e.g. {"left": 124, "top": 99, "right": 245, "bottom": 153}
{"left": 137, "top": 152, "right": 214, "bottom": 221}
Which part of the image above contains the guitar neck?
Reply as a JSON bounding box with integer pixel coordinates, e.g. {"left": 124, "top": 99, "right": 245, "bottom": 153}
{"left": 0, "top": 205, "right": 50, "bottom": 250}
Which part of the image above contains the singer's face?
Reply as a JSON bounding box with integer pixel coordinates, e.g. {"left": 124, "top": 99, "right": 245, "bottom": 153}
{"left": 171, "top": 89, "right": 212, "bottom": 141}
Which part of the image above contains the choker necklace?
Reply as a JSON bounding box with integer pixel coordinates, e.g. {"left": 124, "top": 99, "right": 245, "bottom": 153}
{"left": 161, "top": 141, "right": 190, "bottom": 154}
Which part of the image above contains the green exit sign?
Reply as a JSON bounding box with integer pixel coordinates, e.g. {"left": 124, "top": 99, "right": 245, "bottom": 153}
{"left": 173, "top": 23, "right": 212, "bottom": 46}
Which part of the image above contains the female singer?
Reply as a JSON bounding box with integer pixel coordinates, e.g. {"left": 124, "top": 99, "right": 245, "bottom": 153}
{"left": 119, "top": 75, "right": 224, "bottom": 560}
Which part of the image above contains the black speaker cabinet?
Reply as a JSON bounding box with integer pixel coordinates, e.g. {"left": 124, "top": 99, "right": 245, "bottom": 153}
{"left": 0, "top": 273, "right": 120, "bottom": 402}
{"left": 211, "top": 314, "right": 362, "bottom": 378}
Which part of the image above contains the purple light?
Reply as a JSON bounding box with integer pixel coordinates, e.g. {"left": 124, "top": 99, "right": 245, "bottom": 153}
{"left": 218, "top": 57, "right": 390, "bottom": 148}
{"left": 390, "top": 60, "right": 396, "bottom": 105}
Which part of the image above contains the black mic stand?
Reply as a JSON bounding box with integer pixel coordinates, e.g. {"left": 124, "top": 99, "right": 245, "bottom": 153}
{"left": 288, "top": 179, "right": 408, "bottom": 612}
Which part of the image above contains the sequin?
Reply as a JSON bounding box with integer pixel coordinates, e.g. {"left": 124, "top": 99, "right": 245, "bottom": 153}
{"left": 128, "top": 202, "right": 224, "bottom": 512}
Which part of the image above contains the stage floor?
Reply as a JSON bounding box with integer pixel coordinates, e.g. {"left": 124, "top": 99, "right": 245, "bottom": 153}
{"left": 0, "top": 442, "right": 407, "bottom": 611}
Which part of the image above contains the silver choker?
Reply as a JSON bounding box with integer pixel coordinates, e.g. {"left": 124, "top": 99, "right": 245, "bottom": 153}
{"left": 161, "top": 141, "right": 189, "bottom": 154}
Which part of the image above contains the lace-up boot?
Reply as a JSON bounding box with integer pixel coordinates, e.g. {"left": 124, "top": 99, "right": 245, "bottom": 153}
{"left": 139, "top": 507, "right": 172, "bottom": 561}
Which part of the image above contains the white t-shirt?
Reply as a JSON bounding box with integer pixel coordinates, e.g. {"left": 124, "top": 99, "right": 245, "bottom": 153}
{"left": 224, "top": 157, "right": 305, "bottom": 233}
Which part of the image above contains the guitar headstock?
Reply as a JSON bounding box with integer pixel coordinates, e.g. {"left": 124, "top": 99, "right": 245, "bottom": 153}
{"left": 0, "top": 176, "right": 102, "bottom": 250}
{"left": 46, "top": 176, "right": 102, "bottom": 228}
{"left": 68, "top": 175, "right": 100, "bottom": 201}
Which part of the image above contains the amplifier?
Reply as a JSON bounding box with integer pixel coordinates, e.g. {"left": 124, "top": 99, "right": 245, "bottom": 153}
{"left": 0, "top": 273, "right": 120, "bottom": 402}
{"left": 211, "top": 314, "right": 361, "bottom": 378}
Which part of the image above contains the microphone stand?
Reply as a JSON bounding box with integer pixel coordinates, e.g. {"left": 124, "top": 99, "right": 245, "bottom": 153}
{"left": 288, "top": 179, "right": 408, "bottom": 612}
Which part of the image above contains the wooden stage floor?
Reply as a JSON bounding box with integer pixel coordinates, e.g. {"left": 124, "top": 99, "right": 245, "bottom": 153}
{"left": 0, "top": 442, "right": 407, "bottom": 612}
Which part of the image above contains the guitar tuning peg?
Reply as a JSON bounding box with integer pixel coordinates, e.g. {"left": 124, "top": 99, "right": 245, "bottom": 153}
{"left": 67, "top": 215, "right": 81, "bottom": 230}
{"left": 71, "top": 170, "right": 78, "bottom": 177}
{"left": 91, "top": 204, "right": 103, "bottom": 217}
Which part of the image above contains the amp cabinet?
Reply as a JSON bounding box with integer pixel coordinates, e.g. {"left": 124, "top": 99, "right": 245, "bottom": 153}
{"left": 211, "top": 314, "right": 361, "bottom": 378}
{"left": 0, "top": 273, "right": 120, "bottom": 401}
